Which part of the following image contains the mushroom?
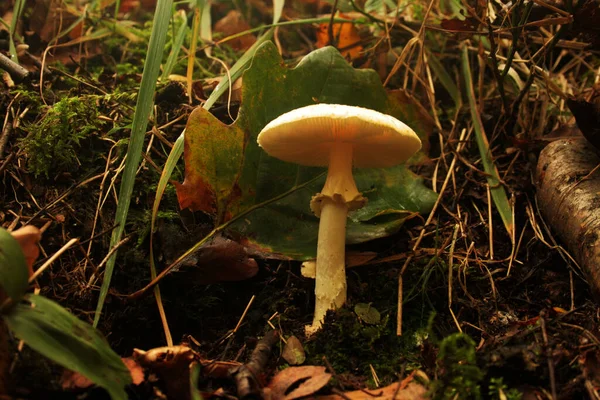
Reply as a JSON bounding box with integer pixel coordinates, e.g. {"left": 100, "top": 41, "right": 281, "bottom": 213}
{"left": 257, "top": 104, "right": 421, "bottom": 333}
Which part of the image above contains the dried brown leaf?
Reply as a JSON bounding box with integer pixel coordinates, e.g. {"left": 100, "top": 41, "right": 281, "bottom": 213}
{"left": 267, "top": 365, "right": 331, "bottom": 400}
{"left": 282, "top": 336, "right": 305, "bottom": 365}
{"left": 214, "top": 10, "right": 256, "bottom": 51}
{"left": 316, "top": 373, "right": 428, "bottom": 399}
{"left": 11, "top": 225, "right": 41, "bottom": 277}
{"left": 61, "top": 357, "right": 144, "bottom": 390}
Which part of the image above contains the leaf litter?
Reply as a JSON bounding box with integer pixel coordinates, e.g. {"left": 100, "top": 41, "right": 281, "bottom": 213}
{"left": 2, "top": 0, "right": 600, "bottom": 398}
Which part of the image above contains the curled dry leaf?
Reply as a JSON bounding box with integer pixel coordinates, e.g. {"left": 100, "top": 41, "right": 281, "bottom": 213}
{"left": 282, "top": 336, "right": 306, "bottom": 365}
{"left": 266, "top": 365, "right": 331, "bottom": 400}
{"left": 61, "top": 358, "right": 144, "bottom": 390}
{"left": 315, "top": 15, "right": 363, "bottom": 60}
{"left": 316, "top": 372, "right": 428, "bottom": 399}
{"left": 354, "top": 303, "right": 381, "bottom": 325}
{"left": 158, "top": 228, "right": 258, "bottom": 285}
{"left": 10, "top": 225, "right": 41, "bottom": 277}
{"left": 213, "top": 10, "right": 256, "bottom": 51}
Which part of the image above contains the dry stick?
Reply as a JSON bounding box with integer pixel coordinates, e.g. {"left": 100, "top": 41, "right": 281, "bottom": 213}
{"left": 86, "top": 237, "right": 131, "bottom": 286}
{"left": 540, "top": 314, "right": 558, "bottom": 400}
{"left": 84, "top": 142, "right": 118, "bottom": 273}
{"left": 0, "top": 52, "right": 28, "bottom": 82}
{"left": 487, "top": 184, "right": 494, "bottom": 260}
{"left": 29, "top": 239, "right": 79, "bottom": 283}
{"left": 397, "top": 127, "right": 468, "bottom": 336}
{"left": 230, "top": 330, "right": 280, "bottom": 399}
{"left": 448, "top": 224, "right": 462, "bottom": 333}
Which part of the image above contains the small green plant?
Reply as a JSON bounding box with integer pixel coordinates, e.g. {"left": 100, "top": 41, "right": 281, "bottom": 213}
{"left": 433, "top": 332, "right": 483, "bottom": 400}
{"left": 488, "top": 377, "right": 522, "bottom": 400}
{"left": 19, "top": 96, "right": 105, "bottom": 177}
{"left": 0, "top": 227, "right": 131, "bottom": 399}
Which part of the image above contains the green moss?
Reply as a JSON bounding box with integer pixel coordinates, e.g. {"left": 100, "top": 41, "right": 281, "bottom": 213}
{"left": 19, "top": 96, "right": 106, "bottom": 177}
{"left": 488, "top": 377, "right": 522, "bottom": 400}
{"left": 305, "top": 307, "right": 426, "bottom": 387}
{"left": 432, "top": 333, "right": 484, "bottom": 400}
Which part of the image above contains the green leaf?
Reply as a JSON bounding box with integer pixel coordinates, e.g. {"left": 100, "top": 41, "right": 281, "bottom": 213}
{"left": 0, "top": 227, "right": 28, "bottom": 304}
{"left": 354, "top": 303, "right": 381, "bottom": 324}
{"left": 178, "top": 42, "right": 437, "bottom": 259}
{"left": 5, "top": 294, "right": 131, "bottom": 400}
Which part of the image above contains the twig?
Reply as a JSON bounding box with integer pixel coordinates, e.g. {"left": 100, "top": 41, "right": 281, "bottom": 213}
{"left": 230, "top": 330, "right": 279, "bottom": 399}
{"left": 0, "top": 52, "right": 28, "bottom": 83}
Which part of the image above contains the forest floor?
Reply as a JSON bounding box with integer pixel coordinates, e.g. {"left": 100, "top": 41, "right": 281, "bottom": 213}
{"left": 1, "top": 0, "right": 600, "bottom": 399}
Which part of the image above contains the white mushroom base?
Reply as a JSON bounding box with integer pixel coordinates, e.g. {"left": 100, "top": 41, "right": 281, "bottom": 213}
{"left": 305, "top": 196, "right": 348, "bottom": 335}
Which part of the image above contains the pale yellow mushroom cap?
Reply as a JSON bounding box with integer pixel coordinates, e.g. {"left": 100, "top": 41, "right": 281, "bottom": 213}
{"left": 257, "top": 104, "right": 422, "bottom": 168}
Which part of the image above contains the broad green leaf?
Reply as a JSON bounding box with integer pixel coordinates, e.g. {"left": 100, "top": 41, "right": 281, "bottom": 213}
{"left": 5, "top": 294, "right": 131, "bottom": 400}
{"left": 178, "top": 42, "right": 437, "bottom": 259}
{"left": 0, "top": 227, "right": 28, "bottom": 304}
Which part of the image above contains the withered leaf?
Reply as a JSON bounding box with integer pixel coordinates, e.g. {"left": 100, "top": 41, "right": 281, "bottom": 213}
{"left": 267, "top": 365, "right": 331, "bottom": 400}
{"left": 282, "top": 336, "right": 306, "bottom": 365}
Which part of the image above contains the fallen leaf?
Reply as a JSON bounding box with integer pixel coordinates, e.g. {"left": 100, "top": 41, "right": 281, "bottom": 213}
{"left": 354, "top": 303, "right": 381, "bottom": 325}
{"left": 315, "top": 15, "right": 362, "bottom": 59}
{"left": 134, "top": 345, "right": 195, "bottom": 400}
{"left": 61, "top": 357, "right": 144, "bottom": 390}
{"left": 267, "top": 366, "right": 331, "bottom": 399}
{"left": 214, "top": 10, "right": 256, "bottom": 51}
{"left": 316, "top": 373, "right": 428, "bottom": 399}
{"left": 157, "top": 229, "right": 259, "bottom": 285}
{"left": 282, "top": 336, "right": 306, "bottom": 365}
{"left": 571, "top": 0, "right": 600, "bottom": 48}
{"left": 440, "top": 16, "right": 480, "bottom": 32}
{"left": 10, "top": 225, "right": 41, "bottom": 277}
{"left": 566, "top": 96, "right": 600, "bottom": 151}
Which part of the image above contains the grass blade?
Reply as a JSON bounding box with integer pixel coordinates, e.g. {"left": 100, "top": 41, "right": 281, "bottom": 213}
{"left": 273, "top": 0, "right": 285, "bottom": 24}
{"left": 93, "top": 0, "right": 174, "bottom": 327}
{"left": 8, "top": 0, "right": 26, "bottom": 61}
{"left": 461, "top": 44, "right": 513, "bottom": 237}
{"left": 427, "top": 51, "right": 461, "bottom": 108}
{"left": 162, "top": 10, "right": 188, "bottom": 80}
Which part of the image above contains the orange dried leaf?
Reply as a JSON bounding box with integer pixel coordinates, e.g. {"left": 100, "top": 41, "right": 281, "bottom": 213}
{"left": 11, "top": 225, "right": 41, "bottom": 277}
{"left": 61, "top": 358, "right": 144, "bottom": 390}
{"left": 315, "top": 18, "right": 362, "bottom": 59}
{"left": 267, "top": 365, "right": 331, "bottom": 399}
{"left": 316, "top": 373, "right": 428, "bottom": 399}
{"left": 282, "top": 336, "right": 306, "bottom": 365}
{"left": 214, "top": 10, "right": 256, "bottom": 51}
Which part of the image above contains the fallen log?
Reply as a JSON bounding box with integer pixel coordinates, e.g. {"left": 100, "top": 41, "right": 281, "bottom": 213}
{"left": 536, "top": 137, "right": 600, "bottom": 293}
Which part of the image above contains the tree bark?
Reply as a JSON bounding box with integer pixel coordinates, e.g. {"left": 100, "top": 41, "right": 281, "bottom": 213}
{"left": 536, "top": 137, "right": 600, "bottom": 293}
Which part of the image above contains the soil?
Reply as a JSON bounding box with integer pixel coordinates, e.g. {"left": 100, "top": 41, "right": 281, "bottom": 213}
{"left": 2, "top": 1, "right": 600, "bottom": 399}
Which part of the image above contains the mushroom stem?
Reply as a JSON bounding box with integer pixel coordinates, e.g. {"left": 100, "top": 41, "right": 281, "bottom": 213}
{"left": 311, "top": 196, "right": 348, "bottom": 332}
{"left": 321, "top": 142, "right": 359, "bottom": 199}
{"left": 308, "top": 142, "right": 357, "bottom": 333}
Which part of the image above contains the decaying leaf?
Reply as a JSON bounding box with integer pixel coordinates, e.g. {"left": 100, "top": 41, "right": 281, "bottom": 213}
{"left": 266, "top": 365, "right": 331, "bottom": 400}
{"left": 316, "top": 375, "right": 428, "bottom": 399}
{"left": 61, "top": 357, "right": 144, "bottom": 390}
{"left": 440, "top": 16, "right": 480, "bottom": 32}
{"left": 566, "top": 96, "right": 600, "bottom": 151}
{"left": 282, "top": 336, "right": 306, "bottom": 365}
{"left": 157, "top": 227, "right": 258, "bottom": 284}
{"left": 354, "top": 303, "right": 381, "bottom": 325}
{"left": 214, "top": 10, "right": 256, "bottom": 51}
{"left": 10, "top": 225, "right": 41, "bottom": 277}
{"left": 315, "top": 16, "right": 363, "bottom": 59}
